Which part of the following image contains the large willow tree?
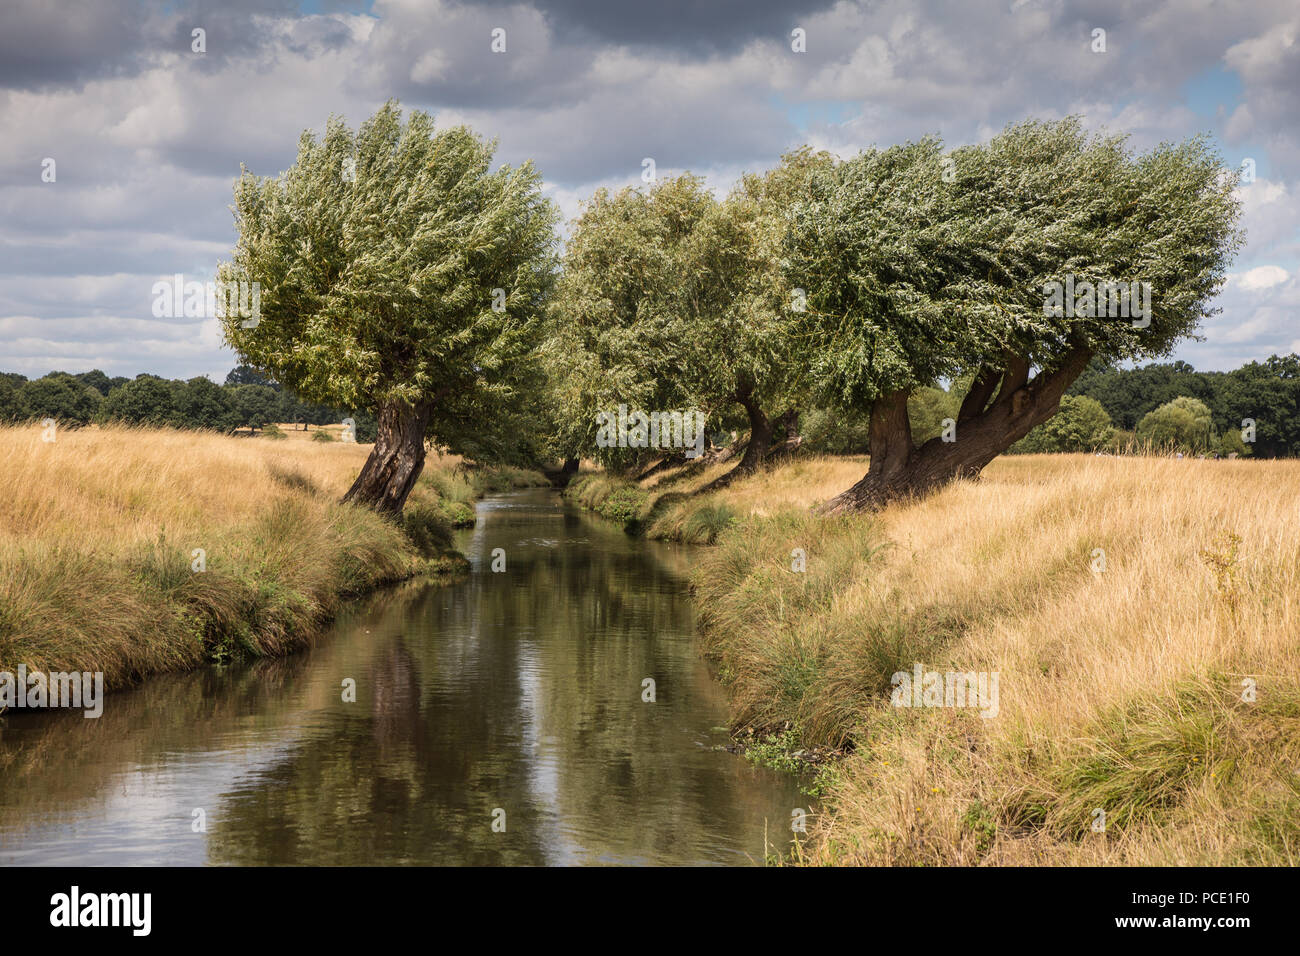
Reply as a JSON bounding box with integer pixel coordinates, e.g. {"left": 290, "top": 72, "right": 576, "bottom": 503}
{"left": 545, "top": 175, "right": 712, "bottom": 472}
{"left": 789, "top": 119, "right": 1243, "bottom": 512}
{"left": 548, "top": 150, "right": 830, "bottom": 478}
{"left": 221, "top": 102, "right": 557, "bottom": 515}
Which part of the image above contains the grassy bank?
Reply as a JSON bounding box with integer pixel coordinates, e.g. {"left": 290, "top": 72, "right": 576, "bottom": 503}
{"left": 0, "top": 424, "right": 546, "bottom": 690}
{"left": 570, "top": 453, "right": 1300, "bottom": 865}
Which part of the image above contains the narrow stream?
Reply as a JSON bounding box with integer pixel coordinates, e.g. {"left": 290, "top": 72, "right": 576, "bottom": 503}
{"left": 0, "top": 488, "right": 805, "bottom": 865}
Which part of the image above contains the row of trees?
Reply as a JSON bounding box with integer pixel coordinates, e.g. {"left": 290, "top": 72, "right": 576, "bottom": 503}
{"left": 1017, "top": 354, "right": 1300, "bottom": 457}
{"left": 542, "top": 119, "right": 1242, "bottom": 511}
{"left": 0, "top": 366, "right": 376, "bottom": 439}
{"left": 209, "top": 104, "right": 1242, "bottom": 516}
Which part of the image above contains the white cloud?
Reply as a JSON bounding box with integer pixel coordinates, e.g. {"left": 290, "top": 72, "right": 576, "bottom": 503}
{"left": 1234, "top": 265, "right": 1289, "bottom": 291}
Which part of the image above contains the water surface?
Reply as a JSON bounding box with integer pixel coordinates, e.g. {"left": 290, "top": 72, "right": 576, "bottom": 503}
{"left": 0, "top": 488, "right": 804, "bottom": 865}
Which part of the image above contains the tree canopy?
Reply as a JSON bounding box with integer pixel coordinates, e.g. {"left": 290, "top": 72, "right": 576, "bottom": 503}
{"left": 784, "top": 118, "right": 1242, "bottom": 510}
{"left": 220, "top": 101, "right": 558, "bottom": 513}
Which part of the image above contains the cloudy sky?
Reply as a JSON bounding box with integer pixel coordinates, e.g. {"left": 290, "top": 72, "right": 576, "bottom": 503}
{"left": 1, "top": 0, "right": 1297, "bottom": 382}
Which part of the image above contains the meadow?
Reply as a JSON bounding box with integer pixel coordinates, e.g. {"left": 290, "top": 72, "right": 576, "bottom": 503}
{"left": 5, "top": 419, "right": 1296, "bottom": 865}
{"left": 568, "top": 453, "right": 1300, "bottom": 865}
{"left": 0, "top": 424, "right": 544, "bottom": 689}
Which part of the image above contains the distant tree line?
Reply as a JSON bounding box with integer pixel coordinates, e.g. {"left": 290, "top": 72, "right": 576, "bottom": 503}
{"left": 1065, "top": 355, "right": 1300, "bottom": 456}
{"left": 0, "top": 365, "right": 376, "bottom": 441}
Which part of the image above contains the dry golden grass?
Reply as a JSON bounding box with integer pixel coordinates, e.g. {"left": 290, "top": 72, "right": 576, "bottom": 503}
{"left": 3, "top": 424, "right": 363, "bottom": 539}
{"left": 649, "top": 451, "right": 1300, "bottom": 865}
{"left": 0, "top": 424, "right": 475, "bottom": 687}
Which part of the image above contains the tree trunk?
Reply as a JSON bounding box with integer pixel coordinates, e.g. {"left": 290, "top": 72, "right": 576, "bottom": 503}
{"left": 341, "top": 399, "right": 433, "bottom": 517}
{"left": 819, "top": 346, "right": 1093, "bottom": 515}
{"left": 779, "top": 409, "right": 800, "bottom": 442}
{"left": 695, "top": 390, "right": 773, "bottom": 494}
{"left": 735, "top": 392, "right": 774, "bottom": 473}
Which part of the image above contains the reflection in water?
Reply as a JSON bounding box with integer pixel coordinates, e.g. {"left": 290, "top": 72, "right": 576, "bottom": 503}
{"left": 0, "top": 489, "right": 805, "bottom": 865}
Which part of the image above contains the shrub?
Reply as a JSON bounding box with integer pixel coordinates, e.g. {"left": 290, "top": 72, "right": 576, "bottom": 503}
{"left": 439, "top": 500, "right": 476, "bottom": 527}
{"left": 598, "top": 486, "right": 649, "bottom": 528}
{"left": 1014, "top": 395, "right": 1114, "bottom": 453}
{"left": 1137, "top": 396, "right": 1215, "bottom": 453}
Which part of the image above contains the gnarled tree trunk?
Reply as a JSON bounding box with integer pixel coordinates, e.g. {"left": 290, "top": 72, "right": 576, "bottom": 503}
{"left": 819, "top": 346, "right": 1093, "bottom": 515}
{"left": 734, "top": 387, "right": 774, "bottom": 474}
{"left": 342, "top": 398, "right": 433, "bottom": 517}
{"left": 697, "top": 386, "right": 773, "bottom": 494}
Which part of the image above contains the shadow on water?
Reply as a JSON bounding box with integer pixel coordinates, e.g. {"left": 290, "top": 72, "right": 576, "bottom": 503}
{"left": 0, "top": 488, "right": 806, "bottom": 865}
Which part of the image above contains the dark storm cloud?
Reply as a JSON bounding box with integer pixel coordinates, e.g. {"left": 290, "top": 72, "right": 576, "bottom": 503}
{"left": 471, "top": 0, "right": 840, "bottom": 54}
{"left": 0, "top": 0, "right": 352, "bottom": 91}
{"left": 0, "top": 0, "right": 158, "bottom": 90}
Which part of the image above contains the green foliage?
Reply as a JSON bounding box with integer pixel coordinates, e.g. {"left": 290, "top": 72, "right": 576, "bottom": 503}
{"left": 962, "top": 800, "right": 999, "bottom": 855}
{"left": 220, "top": 100, "right": 558, "bottom": 463}
{"left": 546, "top": 149, "right": 834, "bottom": 467}
{"left": 1007, "top": 683, "right": 1228, "bottom": 839}
{"left": 0, "top": 375, "right": 26, "bottom": 422}
{"left": 439, "top": 500, "right": 477, "bottom": 527}
{"left": 402, "top": 503, "right": 456, "bottom": 557}
{"left": 1014, "top": 394, "right": 1114, "bottom": 453}
{"left": 798, "top": 406, "right": 871, "bottom": 454}
{"left": 224, "top": 364, "right": 277, "bottom": 388}
{"left": 1137, "top": 396, "right": 1215, "bottom": 452}
{"left": 564, "top": 474, "right": 650, "bottom": 530}
{"left": 599, "top": 487, "right": 650, "bottom": 528}
{"left": 172, "top": 376, "right": 236, "bottom": 430}
{"left": 227, "top": 384, "right": 279, "bottom": 431}
{"left": 682, "top": 503, "right": 737, "bottom": 544}
{"left": 18, "top": 373, "right": 102, "bottom": 426}
{"left": 907, "top": 383, "right": 964, "bottom": 445}
{"left": 1073, "top": 354, "right": 1300, "bottom": 457}
{"left": 787, "top": 118, "right": 1242, "bottom": 458}
{"left": 97, "top": 374, "right": 177, "bottom": 427}
{"left": 422, "top": 469, "right": 478, "bottom": 505}
{"left": 0, "top": 364, "right": 370, "bottom": 437}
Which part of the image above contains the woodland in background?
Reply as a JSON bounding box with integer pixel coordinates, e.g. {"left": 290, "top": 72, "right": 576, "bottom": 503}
{"left": 0, "top": 364, "right": 378, "bottom": 441}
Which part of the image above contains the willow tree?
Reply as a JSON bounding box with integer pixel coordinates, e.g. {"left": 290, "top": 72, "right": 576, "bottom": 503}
{"left": 788, "top": 118, "right": 1243, "bottom": 513}
{"left": 681, "top": 147, "right": 834, "bottom": 479}
{"left": 545, "top": 175, "right": 717, "bottom": 472}
{"left": 548, "top": 152, "right": 830, "bottom": 478}
{"left": 221, "top": 102, "right": 557, "bottom": 515}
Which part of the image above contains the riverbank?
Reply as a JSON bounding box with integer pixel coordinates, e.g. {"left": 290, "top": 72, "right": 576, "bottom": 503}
{"left": 0, "top": 424, "right": 547, "bottom": 691}
{"left": 567, "top": 454, "right": 1300, "bottom": 865}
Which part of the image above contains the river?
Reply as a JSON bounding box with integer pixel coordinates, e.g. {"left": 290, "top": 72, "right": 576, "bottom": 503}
{"left": 0, "top": 488, "right": 805, "bottom": 865}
